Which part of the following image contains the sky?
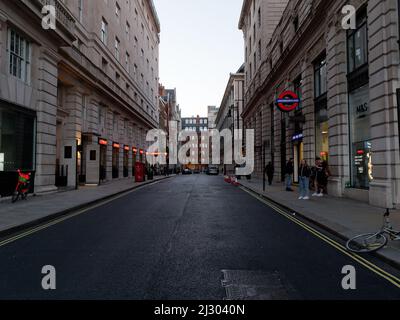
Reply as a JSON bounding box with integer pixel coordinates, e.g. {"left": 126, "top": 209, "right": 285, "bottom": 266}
{"left": 153, "top": 0, "right": 244, "bottom": 117}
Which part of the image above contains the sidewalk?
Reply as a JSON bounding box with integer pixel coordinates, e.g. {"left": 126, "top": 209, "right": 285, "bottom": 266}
{"left": 238, "top": 177, "right": 400, "bottom": 267}
{"left": 0, "top": 175, "right": 174, "bottom": 238}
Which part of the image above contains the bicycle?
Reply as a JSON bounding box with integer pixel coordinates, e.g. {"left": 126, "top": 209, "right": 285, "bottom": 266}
{"left": 11, "top": 169, "right": 32, "bottom": 203}
{"left": 346, "top": 209, "right": 400, "bottom": 253}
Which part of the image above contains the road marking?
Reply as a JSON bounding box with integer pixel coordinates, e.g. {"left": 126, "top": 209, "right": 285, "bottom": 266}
{"left": 0, "top": 180, "right": 164, "bottom": 248}
{"left": 241, "top": 187, "right": 400, "bottom": 289}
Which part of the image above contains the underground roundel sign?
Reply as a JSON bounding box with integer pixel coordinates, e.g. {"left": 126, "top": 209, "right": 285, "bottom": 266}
{"left": 276, "top": 90, "right": 300, "bottom": 113}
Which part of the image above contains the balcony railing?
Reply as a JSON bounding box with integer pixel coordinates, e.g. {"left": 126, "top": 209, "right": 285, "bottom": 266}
{"left": 37, "top": 0, "right": 75, "bottom": 31}
{"left": 18, "top": 0, "right": 76, "bottom": 41}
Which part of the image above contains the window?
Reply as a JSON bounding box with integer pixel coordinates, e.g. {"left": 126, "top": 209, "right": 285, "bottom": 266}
{"left": 78, "top": 0, "right": 83, "bottom": 23}
{"left": 293, "top": 15, "right": 299, "bottom": 32}
{"left": 8, "top": 29, "right": 31, "bottom": 83}
{"left": 126, "top": 22, "right": 130, "bottom": 40}
{"left": 347, "top": 7, "right": 368, "bottom": 73}
{"left": 0, "top": 105, "right": 35, "bottom": 172}
{"left": 113, "top": 113, "right": 119, "bottom": 134}
{"left": 125, "top": 52, "right": 130, "bottom": 72}
{"left": 116, "top": 2, "right": 121, "bottom": 22}
{"left": 115, "top": 37, "right": 120, "bottom": 61}
{"left": 81, "top": 95, "right": 87, "bottom": 132}
{"left": 314, "top": 54, "right": 327, "bottom": 98}
{"left": 101, "top": 18, "right": 108, "bottom": 44}
{"left": 314, "top": 53, "right": 328, "bottom": 161}
{"left": 258, "top": 8, "right": 261, "bottom": 28}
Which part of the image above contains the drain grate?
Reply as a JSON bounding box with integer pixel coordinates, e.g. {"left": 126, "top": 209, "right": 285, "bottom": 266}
{"left": 221, "top": 270, "right": 299, "bottom": 300}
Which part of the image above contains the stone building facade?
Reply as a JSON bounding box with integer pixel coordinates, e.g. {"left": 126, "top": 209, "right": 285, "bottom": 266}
{"left": 215, "top": 65, "right": 245, "bottom": 174}
{"left": 239, "top": 0, "right": 400, "bottom": 209}
{"left": 0, "top": 0, "right": 160, "bottom": 196}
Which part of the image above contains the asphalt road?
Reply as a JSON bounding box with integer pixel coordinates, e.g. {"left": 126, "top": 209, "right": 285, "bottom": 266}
{"left": 0, "top": 174, "right": 399, "bottom": 299}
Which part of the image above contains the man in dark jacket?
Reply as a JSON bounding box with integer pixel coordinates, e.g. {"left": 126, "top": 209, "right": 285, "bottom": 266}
{"left": 285, "top": 159, "right": 294, "bottom": 191}
{"left": 265, "top": 162, "right": 274, "bottom": 186}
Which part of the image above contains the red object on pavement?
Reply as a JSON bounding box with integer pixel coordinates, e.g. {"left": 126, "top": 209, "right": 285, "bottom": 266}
{"left": 135, "top": 162, "right": 145, "bottom": 183}
{"left": 224, "top": 176, "right": 231, "bottom": 183}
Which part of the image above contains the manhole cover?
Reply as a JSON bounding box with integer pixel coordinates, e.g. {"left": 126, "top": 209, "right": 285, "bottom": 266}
{"left": 221, "top": 270, "right": 299, "bottom": 300}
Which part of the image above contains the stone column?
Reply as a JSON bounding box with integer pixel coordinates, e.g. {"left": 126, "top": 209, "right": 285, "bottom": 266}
{"left": 35, "top": 49, "right": 59, "bottom": 194}
{"left": 368, "top": 0, "right": 400, "bottom": 208}
{"left": 326, "top": 17, "right": 349, "bottom": 198}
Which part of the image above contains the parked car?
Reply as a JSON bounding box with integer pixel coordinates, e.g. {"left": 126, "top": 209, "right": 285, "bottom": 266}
{"left": 182, "top": 168, "right": 193, "bottom": 175}
{"left": 207, "top": 166, "right": 219, "bottom": 175}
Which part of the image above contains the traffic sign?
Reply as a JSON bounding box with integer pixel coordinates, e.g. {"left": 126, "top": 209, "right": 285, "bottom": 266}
{"left": 276, "top": 90, "right": 300, "bottom": 112}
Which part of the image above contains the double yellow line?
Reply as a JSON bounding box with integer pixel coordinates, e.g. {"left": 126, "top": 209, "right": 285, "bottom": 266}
{"left": 0, "top": 180, "right": 163, "bottom": 248}
{"left": 241, "top": 187, "right": 400, "bottom": 289}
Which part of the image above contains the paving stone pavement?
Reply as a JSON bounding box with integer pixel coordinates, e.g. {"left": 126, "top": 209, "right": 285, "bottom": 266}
{"left": 238, "top": 177, "right": 400, "bottom": 267}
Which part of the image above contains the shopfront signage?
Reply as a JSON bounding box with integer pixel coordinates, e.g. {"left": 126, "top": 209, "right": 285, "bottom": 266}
{"left": 98, "top": 138, "right": 108, "bottom": 146}
{"left": 292, "top": 133, "right": 304, "bottom": 141}
{"left": 276, "top": 91, "right": 300, "bottom": 113}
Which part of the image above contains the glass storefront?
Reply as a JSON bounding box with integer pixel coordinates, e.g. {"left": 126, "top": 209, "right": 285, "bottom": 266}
{"left": 349, "top": 85, "right": 372, "bottom": 189}
{"left": 314, "top": 54, "right": 329, "bottom": 161}
{"left": 315, "top": 106, "right": 329, "bottom": 161}
{"left": 0, "top": 105, "right": 35, "bottom": 172}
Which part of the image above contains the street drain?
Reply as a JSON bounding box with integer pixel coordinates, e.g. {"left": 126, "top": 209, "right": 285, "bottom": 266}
{"left": 221, "top": 270, "right": 299, "bottom": 300}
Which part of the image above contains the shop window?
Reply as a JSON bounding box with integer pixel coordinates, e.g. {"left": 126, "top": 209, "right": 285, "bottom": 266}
{"left": 0, "top": 106, "right": 35, "bottom": 172}
{"left": 347, "top": 7, "right": 368, "bottom": 74}
{"left": 347, "top": 7, "right": 371, "bottom": 189}
{"left": 349, "top": 85, "right": 372, "bottom": 189}
{"left": 314, "top": 53, "right": 328, "bottom": 160}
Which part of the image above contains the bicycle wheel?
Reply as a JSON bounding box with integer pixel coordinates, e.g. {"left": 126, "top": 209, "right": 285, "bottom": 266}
{"left": 11, "top": 192, "right": 20, "bottom": 203}
{"left": 346, "top": 232, "right": 388, "bottom": 253}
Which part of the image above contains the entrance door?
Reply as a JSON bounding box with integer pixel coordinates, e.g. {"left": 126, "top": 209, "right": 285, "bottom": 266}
{"left": 100, "top": 145, "right": 107, "bottom": 182}
{"left": 86, "top": 144, "right": 100, "bottom": 185}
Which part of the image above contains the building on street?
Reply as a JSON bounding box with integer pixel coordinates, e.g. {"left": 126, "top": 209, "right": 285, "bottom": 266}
{"left": 215, "top": 65, "right": 245, "bottom": 175}
{"left": 160, "top": 87, "right": 182, "bottom": 173}
{"left": 181, "top": 115, "right": 209, "bottom": 171}
{"left": 0, "top": 0, "right": 160, "bottom": 196}
{"left": 239, "top": 0, "right": 400, "bottom": 209}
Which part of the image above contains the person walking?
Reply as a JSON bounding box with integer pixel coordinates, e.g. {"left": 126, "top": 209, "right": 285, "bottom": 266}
{"left": 298, "top": 159, "right": 311, "bottom": 200}
{"left": 319, "top": 160, "right": 331, "bottom": 195}
{"left": 265, "top": 161, "right": 274, "bottom": 186}
{"left": 312, "top": 157, "right": 323, "bottom": 197}
{"left": 284, "top": 158, "right": 294, "bottom": 192}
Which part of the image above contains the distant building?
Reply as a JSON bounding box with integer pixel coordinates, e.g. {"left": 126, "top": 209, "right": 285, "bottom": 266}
{"left": 181, "top": 116, "right": 209, "bottom": 171}
{"left": 207, "top": 106, "right": 219, "bottom": 130}
{"left": 216, "top": 65, "right": 245, "bottom": 174}
{"left": 160, "top": 87, "right": 182, "bottom": 173}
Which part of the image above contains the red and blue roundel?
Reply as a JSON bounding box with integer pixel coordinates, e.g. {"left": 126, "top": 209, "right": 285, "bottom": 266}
{"left": 276, "top": 91, "right": 300, "bottom": 112}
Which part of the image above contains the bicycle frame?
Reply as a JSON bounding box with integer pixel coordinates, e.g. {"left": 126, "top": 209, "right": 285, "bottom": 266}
{"left": 15, "top": 169, "right": 31, "bottom": 195}
{"left": 381, "top": 212, "right": 400, "bottom": 240}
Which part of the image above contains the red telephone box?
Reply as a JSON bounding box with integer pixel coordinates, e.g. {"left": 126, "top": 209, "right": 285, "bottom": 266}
{"left": 135, "top": 162, "right": 145, "bottom": 182}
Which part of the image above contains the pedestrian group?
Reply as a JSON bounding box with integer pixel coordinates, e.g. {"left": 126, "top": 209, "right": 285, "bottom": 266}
{"left": 265, "top": 157, "right": 331, "bottom": 201}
